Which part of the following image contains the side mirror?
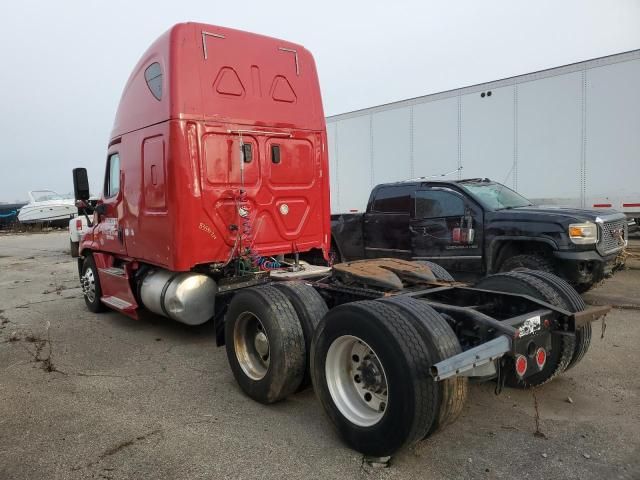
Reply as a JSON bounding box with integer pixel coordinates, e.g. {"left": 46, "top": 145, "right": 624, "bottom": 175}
{"left": 72, "top": 168, "right": 90, "bottom": 201}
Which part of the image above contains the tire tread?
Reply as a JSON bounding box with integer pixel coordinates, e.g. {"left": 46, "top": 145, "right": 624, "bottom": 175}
{"left": 499, "top": 253, "right": 554, "bottom": 273}
{"left": 272, "top": 281, "right": 328, "bottom": 388}
{"left": 414, "top": 261, "right": 455, "bottom": 281}
{"left": 382, "top": 296, "right": 467, "bottom": 434}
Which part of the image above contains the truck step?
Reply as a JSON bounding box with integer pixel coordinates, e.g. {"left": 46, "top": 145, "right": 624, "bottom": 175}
{"left": 99, "top": 267, "right": 127, "bottom": 277}
{"left": 101, "top": 295, "right": 135, "bottom": 311}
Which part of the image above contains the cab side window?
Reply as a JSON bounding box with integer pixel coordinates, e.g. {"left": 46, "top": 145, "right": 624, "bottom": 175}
{"left": 371, "top": 186, "right": 412, "bottom": 213}
{"left": 416, "top": 190, "right": 464, "bottom": 218}
{"left": 105, "top": 153, "right": 120, "bottom": 198}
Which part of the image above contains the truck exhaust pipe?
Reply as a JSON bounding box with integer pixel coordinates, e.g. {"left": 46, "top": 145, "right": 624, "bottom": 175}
{"left": 140, "top": 269, "right": 217, "bottom": 325}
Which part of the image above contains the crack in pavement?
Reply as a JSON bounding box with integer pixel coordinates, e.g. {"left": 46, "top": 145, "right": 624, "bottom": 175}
{"left": 72, "top": 428, "right": 164, "bottom": 472}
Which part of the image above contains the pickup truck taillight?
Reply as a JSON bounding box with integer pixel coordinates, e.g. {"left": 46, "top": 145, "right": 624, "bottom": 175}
{"left": 76, "top": 219, "right": 83, "bottom": 231}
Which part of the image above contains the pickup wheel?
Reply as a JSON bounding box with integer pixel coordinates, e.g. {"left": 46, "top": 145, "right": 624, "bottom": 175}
{"left": 272, "top": 281, "right": 328, "bottom": 390}
{"left": 414, "top": 261, "right": 455, "bottom": 281}
{"left": 519, "top": 270, "right": 591, "bottom": 371}
{"left": 224, "top": 286, "right": 305, "bottom": 404}
{"left": 380, "top": 296, "right": 467, "bottom": 435}
{"left": 499, "top": 253, "right": 554, "bottom": 274}
{"left": 70, "top": 240, "right": 80, "bottom": 258}
{"left": 81, "top": 255, "right": 106, "bottom": 313}
{"left": 311, "top": 300, "right": 436, "bottom": 457}
{"left": 474, "top": 271, "right": 576, "bottom": 388}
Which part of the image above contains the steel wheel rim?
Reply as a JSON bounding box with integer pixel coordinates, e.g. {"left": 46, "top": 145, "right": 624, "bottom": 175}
{"left": 325, "top": 335, "right": 389, "bottom": 427}
{"left": 82, "top": 268, "right": 96, "bottom": 303}
{"left": 234, "top": 312, "right": 270, "bottom": 380}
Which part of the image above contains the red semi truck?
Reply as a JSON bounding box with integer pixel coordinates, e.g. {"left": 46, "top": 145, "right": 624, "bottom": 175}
{"left": 72, "top": 23, "right": 609, "bottom": 457}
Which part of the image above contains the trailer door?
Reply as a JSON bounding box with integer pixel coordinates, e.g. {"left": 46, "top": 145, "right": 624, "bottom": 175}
{"left": 410, "top": 187, "right": 483, "bottom": 273}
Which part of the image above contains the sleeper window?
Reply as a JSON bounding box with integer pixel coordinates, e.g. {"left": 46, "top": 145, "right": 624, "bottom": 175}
{"left": 144, "top": 62, "right": 163, "bottom": 100}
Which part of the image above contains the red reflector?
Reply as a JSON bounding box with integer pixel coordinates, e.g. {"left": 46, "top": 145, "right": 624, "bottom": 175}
{"left": 592, "top": 203, "right": 612, "bottom": 208}
{"left": 623, "top": 203, "right": 640, "bottom": 208}
{"left": 535, "top": 348, "right": 547, "bottom": 369}
{"left": 515, "top": 355, "right": 527, "bottom": 377}
{"left": 75, "top": 219, "right": 83, "bottom": 230}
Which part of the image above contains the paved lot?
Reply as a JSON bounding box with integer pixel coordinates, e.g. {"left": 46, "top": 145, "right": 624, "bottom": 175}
{"left": 1, "top": 232, "right": 639, "bottom": 480}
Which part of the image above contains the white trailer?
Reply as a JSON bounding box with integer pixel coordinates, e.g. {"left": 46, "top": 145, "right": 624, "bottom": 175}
{"left": 326, "top": 49, "right": 640, "bottom": 222}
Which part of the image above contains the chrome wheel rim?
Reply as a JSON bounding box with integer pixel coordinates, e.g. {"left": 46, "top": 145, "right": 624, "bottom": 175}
{"left": 325, "top": 335, "right": 389, "bottom": 427}
{"left": 81, "top": 268, "right": 96, "bottom": 303}
{"left": 234, "top": 312, "right": 270, "bottom": 380}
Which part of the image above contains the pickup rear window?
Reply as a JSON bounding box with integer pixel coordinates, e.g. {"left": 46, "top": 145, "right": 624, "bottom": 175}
{"left": 370, "top": 186, "right": 412, "bottom": 213}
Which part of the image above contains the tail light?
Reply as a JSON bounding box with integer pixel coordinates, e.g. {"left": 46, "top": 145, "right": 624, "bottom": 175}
{"left": 515, "top": 355, "right": 527, "bottom": 378}
{"left": 75, "top": 219, "right": 83, "bottom": 231}
{"left": 535, "top": 347, "right": 547, "bottom": 370}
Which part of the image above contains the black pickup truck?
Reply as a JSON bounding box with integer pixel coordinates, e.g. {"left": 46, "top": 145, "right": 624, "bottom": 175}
{"left": 330, "top": 178, "right": 627, "bottom": 291}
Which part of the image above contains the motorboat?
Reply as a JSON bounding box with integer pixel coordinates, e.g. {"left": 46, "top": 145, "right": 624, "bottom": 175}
{"left": 17, "top": 190, "right": 76, "bottom": 224}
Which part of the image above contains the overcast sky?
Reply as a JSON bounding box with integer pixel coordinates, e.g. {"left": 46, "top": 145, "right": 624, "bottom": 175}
{"left": 0, "top": 0, "right": 638, "bottom": 202}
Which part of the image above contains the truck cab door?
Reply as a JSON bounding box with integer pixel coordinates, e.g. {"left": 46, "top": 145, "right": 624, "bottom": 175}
{"left": 363, "top": 185, "right": 413, "bottom": 259}
{"left": 410, "top": 187, "right": 483, "bottom": 274}
{"left": 93, "top": 152, "right": 127, "bottom": 256}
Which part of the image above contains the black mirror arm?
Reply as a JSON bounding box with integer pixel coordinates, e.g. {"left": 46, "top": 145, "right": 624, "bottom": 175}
{"left": 95, "top": 204, "right": 107, "bottom": 216}
{"left": 82, "top": 209, "right": 93, "bottom": 228}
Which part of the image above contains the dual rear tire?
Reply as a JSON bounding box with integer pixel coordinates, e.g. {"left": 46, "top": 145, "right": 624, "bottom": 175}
{"left": 225, "top": 280, "right": 467, "bottom": 457}
{"left": 224, "top": 282, "right": 327, "bottom": 404}
{"left": 310, "top": 298, "right": 466, "bottom": 457}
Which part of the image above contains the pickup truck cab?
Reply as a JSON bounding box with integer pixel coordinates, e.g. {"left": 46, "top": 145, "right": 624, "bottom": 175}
{"left": 331, "top": 178, "right": 627, "bottom": 291}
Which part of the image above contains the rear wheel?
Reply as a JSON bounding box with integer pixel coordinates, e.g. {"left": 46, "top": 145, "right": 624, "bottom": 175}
{"left": 474, "top": 271, "right": 576, "bottom": 388}
{"left": 311, "top": 300, "right": 437, "bottom": 456}
{"left": 272, "top": 281, "right": 328, "bottom": 389}
{"left": 81, "top": 255, "right": 106, "bottom": 313}
{"left": 224, "top": 286, "right": 305, "bottom": 404}
{"left": 519, "top": 270, "right": 591, "bottom": 370}
{"left": 380, "top": 296, "right": 467, "bottom": 435}
{"left": 414, "top": 260, "right": 455, "bottom": 281}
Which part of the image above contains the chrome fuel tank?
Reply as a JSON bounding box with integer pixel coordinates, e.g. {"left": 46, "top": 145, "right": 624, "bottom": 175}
{"left": 140, "top": 269, "right": 217, "bottom": 325}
